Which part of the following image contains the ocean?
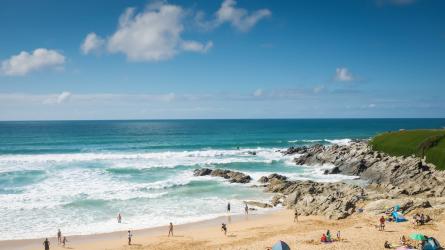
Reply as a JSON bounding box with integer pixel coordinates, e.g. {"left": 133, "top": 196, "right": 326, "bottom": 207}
{"left": 1, "top": 119, "right": 444, "bottom": 240}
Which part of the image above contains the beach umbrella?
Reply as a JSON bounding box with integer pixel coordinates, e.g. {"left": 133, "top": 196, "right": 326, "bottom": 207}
{"left": 272, "top": 240, "right": 291, "bottom": 250}
{"left": 410, "top": 233, "right": 426, "bottom": 241}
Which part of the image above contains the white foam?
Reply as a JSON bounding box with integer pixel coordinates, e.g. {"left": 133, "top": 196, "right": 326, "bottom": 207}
{"left": 325, "top": 139, "right": 352, "bottom": 146}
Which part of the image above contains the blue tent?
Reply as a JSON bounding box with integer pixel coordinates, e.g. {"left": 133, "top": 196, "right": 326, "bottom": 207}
{"left": 423, "top": 237, "right": 442, "bottom": 250}
{"left": 272, "top": 240, "right": 291, "bottom": 250}
{"left": 392, "top": 211, "right": 407, "bottom": 222}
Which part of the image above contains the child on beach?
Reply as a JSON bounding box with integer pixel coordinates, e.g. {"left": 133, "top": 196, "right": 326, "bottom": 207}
{"left": 128, "top": 230, "right": 132, "bottom": 245}
{"left": 62, "top": 236, "right": 67, "bottom": 247}
{"left": 294, "top": 209, "right": 298, "bottom": 222}
{"left": 168, "top": 222, "right": 174, "bottom": 237}
{"left": 336, "top": 231, "right": 341, "bottom": 241}
{"left": 221, "top": 223, "right": 227, "bottom": 236}
{"left": 379, "top": 216, "right": 385, "bottom": 231}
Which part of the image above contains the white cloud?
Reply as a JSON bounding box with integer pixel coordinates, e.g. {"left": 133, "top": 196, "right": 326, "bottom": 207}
{"left": 105, "top": 4, "right": 211, "bottom": 61}
{"left": 181, "top": 41, "right": 213, "bottom": 53}
{"left": 1, "top": 48, "right": 65, "bottom": 76}
{"left": 253, "top": 88, "right": 263, "bottom": 97}
{"left": 334, "top": 67, "right": 355, "bottom": 82}
{"left": 368, "top": 103, "right": 376, "bottom": 108}
{"left": 44, "top": 91, "right": 72, "bottom": 104}
{"left": 216, "top": 0, "right": 271, "bottom": 32}
{"left": 81, "top": 33, "right": 105, "bottom": 54}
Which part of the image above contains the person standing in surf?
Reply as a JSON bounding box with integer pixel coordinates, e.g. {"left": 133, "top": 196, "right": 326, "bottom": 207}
{"left": 117, "top": 213, "right": 122, "bottom": 223}
{"left": 244, "top": 203, "right": 249, "bottom": 215}
{"left": 43, "top": 238, "right": 50, "bottom": 250}
{"left": 227, "top": 202, "right": 231, "bottom": 213}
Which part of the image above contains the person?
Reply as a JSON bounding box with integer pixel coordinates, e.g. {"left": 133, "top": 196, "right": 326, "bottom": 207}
{"left": 62, "top": 236, "right": 67, "bottom": 247}
{"left": 168, "top": 222, "right": 173, "bottom": 237}
{"left": 400, "top": 235, "right": 407, "bottom": 246}
{"left": 227, "top": 202, "right": 231, "bottom": 213}
{"left": 128, "top": 230, "right": 132, "bottom": 245}
{"left": 321, "top": 234, "right": 327, "bottom": 243}
{"left": 221, "top": 223, "right": 227, "bottom": 236}
{"left": 117, "top": 213, "right": 122, "bottom": 223}
{"left": 420, "top": 213, "right": 425, "bottom": 225}
{"left": 57, "top": 229, "right": 62, "bottom": 244}
{"left": 326, "top": 230, "right": 331, "bottom": 242}
{"left": 244, "top": 203, "right": 249, "bottom": 215}
{"left": 384, "top": 241, "right": 392, "bottom": 248}
{"left": 43, "top": 238, "right": 50, "bottom": 250}
{"left": 336, "top": 230, "right": 341, "bottom": 241}
{"left": 294, "top": 209, "right": 298, "bottom": 222}
{"left": 379, "top": 216, "right": 385, "bottom": 231}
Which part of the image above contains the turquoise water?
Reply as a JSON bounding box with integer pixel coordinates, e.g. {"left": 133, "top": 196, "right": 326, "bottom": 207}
{"left": 0, "top": 119, "right": 444, "bottom": 239}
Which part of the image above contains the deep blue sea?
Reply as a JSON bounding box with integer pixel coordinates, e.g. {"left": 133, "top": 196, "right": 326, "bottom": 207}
{"left": 1, "top": 119, "right": 444, "bottom": 239}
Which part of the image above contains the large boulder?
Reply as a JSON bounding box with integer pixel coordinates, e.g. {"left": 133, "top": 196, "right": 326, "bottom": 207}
{"left": 193, "top": 168, "right": 252, "bottom": 184}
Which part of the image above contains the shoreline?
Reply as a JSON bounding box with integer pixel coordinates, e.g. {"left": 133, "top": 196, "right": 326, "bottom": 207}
{"left": 0, "top": 208, "right": 280, "bottom": 250}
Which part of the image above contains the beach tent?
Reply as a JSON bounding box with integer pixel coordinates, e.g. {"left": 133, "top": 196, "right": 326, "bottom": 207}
{"left": 272, "top": 240, "right": 291, "bottom": 250}
{"left": 392, "top": 211, "right": 407, "bottom": 222}
{"left": 423, "top": 237, "right": 442, "bottom": 250}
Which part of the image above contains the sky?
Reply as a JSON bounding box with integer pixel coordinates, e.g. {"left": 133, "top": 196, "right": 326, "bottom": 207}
{"left": 0, "top": 0, "right": 444, "bottom": 120}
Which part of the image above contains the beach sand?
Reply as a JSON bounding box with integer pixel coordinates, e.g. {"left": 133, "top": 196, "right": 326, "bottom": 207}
{"left": 1, "top": 209, "right": 444, "bottom": 250}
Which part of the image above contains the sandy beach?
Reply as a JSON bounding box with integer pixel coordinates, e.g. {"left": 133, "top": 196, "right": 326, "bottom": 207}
{"left": 2, "top": 208, "right": 444, "bottom": 250}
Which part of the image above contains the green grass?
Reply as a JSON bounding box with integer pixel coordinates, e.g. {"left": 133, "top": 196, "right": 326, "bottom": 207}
{"left": 369, "top": 129, "right": 445, "bottom": 170}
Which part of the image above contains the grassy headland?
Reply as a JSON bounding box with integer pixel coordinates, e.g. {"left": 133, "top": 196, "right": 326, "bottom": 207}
{"left": 370, "top": 129, "right": 445, "bottom": 170}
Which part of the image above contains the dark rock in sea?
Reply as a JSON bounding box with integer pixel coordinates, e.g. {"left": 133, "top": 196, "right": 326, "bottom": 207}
{"left": 193, "top": 168, "right": 252, "bottom": 184}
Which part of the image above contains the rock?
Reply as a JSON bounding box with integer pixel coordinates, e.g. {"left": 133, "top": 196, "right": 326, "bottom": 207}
{"left": 364, "top": 198, "right": 432, "bottom": 215}
{"left": 271, "top": 194, "right": 285, "bottom": 206}
{"left": 246, "top": 201, "right": 273, "bottom": 208}
{"left": 258, "top": 176, "right": 269, "bottom": 183}
{"left": 265, "top": 178, "right": 366, "bottom": 219}
{"left": 193, "top": 168, "right": 251, "bottom": 183}
{"left": 193, "top": 168, "right": 212, "bottom": 176}
{"left": 267, "top": 173, "right": 287, "bottom": 181}
{"left": 285, "top": 140, "right": 445, "bottom": 198}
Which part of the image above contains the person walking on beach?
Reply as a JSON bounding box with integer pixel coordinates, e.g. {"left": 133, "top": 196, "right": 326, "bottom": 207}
{"left": 379, "top": 216, "right": 385, "bottom": 231}
{"left": 62, "top": 236, "right": 68, "bottom": 247}
{"left": 294, "top": 209, "right": 298, "bottom": 222}
{"left": 43, "top": 238, "right": 50, "bottom": 250}
{"left": 57, "top": 229, "right": 62, "bottom": 244}
{"left": 168, "top": 222, "right": 174, "bottom": 237}
{"left": 227, "top": 202, "right": 231, "bottom": 213}
{"left": 244, "top": 203, "right": 249, "bottom": 215}
{"left": 127, "top": 230, "right": 132, "bottom": 245}
{"left": 117, "top": 213, "right": 122, "bottom": 223}
{"left": 221, "top": 223, "right": 227, "bottom": 236}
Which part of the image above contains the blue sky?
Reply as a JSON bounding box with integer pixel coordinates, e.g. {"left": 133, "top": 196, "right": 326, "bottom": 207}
{"left": 0, "top": 0, "right": 444, "bottom": 120}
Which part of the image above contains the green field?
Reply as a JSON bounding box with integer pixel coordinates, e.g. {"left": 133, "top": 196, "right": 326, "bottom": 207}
{"left": 370, "top": 129, "right": 445, "bottom": 170}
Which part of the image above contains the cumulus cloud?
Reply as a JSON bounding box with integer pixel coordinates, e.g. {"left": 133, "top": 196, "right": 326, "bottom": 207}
{"left": 104, "top": 3, "right": 212, "bottom": 61}
{"left": 334, "top": 67, "right": 355, "bottom": 82}
{"left": 44, "top": 91, "right": 72, "bottom": 104}
{"left": 368, "top": 103, "right": 376, "bottom": 108}
{"left": 215, "top": 0, "right": 271, "bottom": 32}
{"left": 81, "top": 32, "right": 105, "bottom": 54}
{"left": 1, "top": 48, "right": 65, "bottom": 76}
{"left": 313, "top": 85, "right": 325, "bottom": 94}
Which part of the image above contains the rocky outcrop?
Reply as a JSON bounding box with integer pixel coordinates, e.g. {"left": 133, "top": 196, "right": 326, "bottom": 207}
{"left": 289, "top": 141, "right": 445, "bottom": 198}
{"left": 245, "top": 201, "right": 273, "bottom": 208}
{"left": 261, "top": 176, "right": 366, "bottom": 219}
{"left": 193, "top": 168, "right": 252, "bottom": 183}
